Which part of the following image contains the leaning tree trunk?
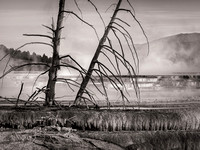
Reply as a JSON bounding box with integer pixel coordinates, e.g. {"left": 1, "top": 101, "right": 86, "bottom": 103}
{"left": 45, "top": 0, "right": 65, "bottom": 106}
{"left": 74, "top": 0, "right": 122, "bottom": 105}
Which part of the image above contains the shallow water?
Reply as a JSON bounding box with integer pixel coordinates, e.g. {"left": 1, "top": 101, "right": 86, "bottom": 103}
{"left": 0, "top": 72, "right": 200, "bottom": 104}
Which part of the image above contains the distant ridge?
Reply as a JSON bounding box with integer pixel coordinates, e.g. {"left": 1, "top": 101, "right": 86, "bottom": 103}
{"left": 137, "top": 33, "right": 200, "bottom": 75}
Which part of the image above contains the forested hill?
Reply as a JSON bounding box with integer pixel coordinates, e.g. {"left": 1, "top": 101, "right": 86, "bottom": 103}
{"left": 0, "top": 44, "right": 52, "bottom": 71}
{"left": 1, "top": 45, "right": 52, "bottom": 64}
{"left": 0, "top": 44, "right": 74, "bottom": 71}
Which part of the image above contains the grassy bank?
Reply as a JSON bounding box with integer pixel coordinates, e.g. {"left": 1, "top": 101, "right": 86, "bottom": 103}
{"left": 0, "top": 108, "right": 200, "bottom": 131}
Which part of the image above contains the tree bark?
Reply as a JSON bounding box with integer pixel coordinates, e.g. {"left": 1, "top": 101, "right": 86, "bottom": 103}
{"left": 45, "top": 0, "right": 65, "bottom": 106}
{"left": 74, "top": 0, "right": 122, "bottom": 105}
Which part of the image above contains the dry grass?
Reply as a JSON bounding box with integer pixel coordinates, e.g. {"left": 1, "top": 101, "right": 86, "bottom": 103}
{"left": 0, "top": 108, "right": 200, "bottom": 132}
{"left": 69, "top": 108, "right": 200, "bottom": 131}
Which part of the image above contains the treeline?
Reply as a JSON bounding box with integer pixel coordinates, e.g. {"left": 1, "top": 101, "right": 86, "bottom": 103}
{"left": 4, "top": 48, "right": 52, "bottom": 64}
{"left": 2, "top": 47, "right": 74, "bottom": 71}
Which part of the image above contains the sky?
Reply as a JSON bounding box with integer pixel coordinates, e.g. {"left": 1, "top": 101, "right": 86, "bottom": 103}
{"left": 0, "top": 0, "right": 200, "bottom": 74}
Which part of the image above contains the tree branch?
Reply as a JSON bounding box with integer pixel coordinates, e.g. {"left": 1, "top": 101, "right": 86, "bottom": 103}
{"left": 126, "top": 0, "right": 135, "bottom": 15}
{"left": 16, "top": 82, "right": 24, "bottom": 107}
{"left": 74, "top": 0, "right": 83, "bottom": 19}
{"left": 88, "top": 0, "right": 106, "bottom": 28}
{"left": 117, "top": 8, "right": 149, "bottom": 54}
{"left": 42, "top": 24, "right": 55, "bottom": 33}
{"left": 115, "top": 18, "right": 130, "bottom": 27}
{"left": 63, "top": 10, "right": 99, "bottom": 41}
{"left": 0, "top": 63, "right": 50, "bottom": 79}
{"left": 16, "top": 42, "right": 53, "bottom": 50}
{"left": 111, "top": 24, "right": 139, "bottom": 72}
{"left": 0, "top": 53, "right": 9, "bottom": 62}
{"left": 32, "top": 69, "right": 50, "bottom": 92}
{"left": 102, "top": 45, "right": 140, "bottom": 98}
{"left": 105, "top": 3, "right": 117, "bottom": 13}
{"left": 60, "top": 54, "right": 87, "bottom": 72}
{"left": 23, "top": 34, "right": 53, "bottom": 40}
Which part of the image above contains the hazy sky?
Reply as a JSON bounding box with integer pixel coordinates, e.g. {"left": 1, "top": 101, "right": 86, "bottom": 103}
{"left": 0, "top": 0, "right": 200, "bottom": 74}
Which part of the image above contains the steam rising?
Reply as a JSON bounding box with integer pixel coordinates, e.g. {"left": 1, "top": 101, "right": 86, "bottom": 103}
{"left": 1, "top": 32, "right": 200, "bottom": 76}
{"left": 138, "top": 33, "right": 200, "bottom": 75}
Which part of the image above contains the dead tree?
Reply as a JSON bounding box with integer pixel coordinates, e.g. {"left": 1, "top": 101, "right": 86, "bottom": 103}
{"left": 44, "top": 0, "right": 65, "bottom": 106}
{"left": 23, "top": 0, "right": 97, "bottom": 106}
{"left": 0, "top": 0, "right": 66, "bottom": 106}
{"left": 0, "top": 0, "right": 100, "bottom": 107}
{"left": 0, "top": 0, "right": 148, "bottom": 108}
{"left": 74, "top": 0, "right": 149, "bottom": 107}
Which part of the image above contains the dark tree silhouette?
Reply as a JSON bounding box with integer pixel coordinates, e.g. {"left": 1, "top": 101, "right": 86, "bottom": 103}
{"left": 44, "top": 0, "right": 65, "bottom": 106}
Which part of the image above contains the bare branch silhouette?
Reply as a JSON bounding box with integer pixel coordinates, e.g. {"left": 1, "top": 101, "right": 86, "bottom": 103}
{"left": 115, "top": 18, "right": 130, "bottom": 27}
{"left": 42, "top": 24, "right": 55, "bottom": 33}
{"left": 63, "top": 10, "right": 99, "bottom": 41}
{"left": 117, "top": 8, "right": 150, "bottom": 55}
{"left": 17, "top": 42, "right": 53, "bottom": 49}
{"left": 23, "top": 34, "right": 53, "bottom": 40}
{"left": 88, "top": 0, "right": 106, "bottom": 28}
{"left": 74, "top": 0, "right": 123, "bottom": 106}
{"left": 0, "top": 53, "right": 9, "bottom": 62}
{"left": 105, "top": 3, "right": 117, "bottom": 13}
{"left": 32, "top": 69, "right": 50, "bottom": 92}
{"left": 16, "top": 82, "right": 24, "bottom": 107}
{"left": 127, "top": 0, "right": 135, "bottom": 15}
{"left": 74, "top": 0, "right": 83, "bottom": 19}
{"left": 0, "top": 63, "right": 50, "bottom": 79}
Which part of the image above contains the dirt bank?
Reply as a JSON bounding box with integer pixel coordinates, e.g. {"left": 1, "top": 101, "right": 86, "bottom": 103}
{"left": 1, "top": 129, "right": 200, "bottom": 150}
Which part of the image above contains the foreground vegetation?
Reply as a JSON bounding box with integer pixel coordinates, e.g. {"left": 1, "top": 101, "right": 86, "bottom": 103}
{"left": 0, "top": 108, "right": 199, "bottom": 131}
{"left": 0, "top": 107, "right": 200, "bottom": 149}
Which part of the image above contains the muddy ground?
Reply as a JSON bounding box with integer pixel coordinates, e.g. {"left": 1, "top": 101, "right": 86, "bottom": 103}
{"left": 1, "top": 128, "right": 200, "bottom": 150}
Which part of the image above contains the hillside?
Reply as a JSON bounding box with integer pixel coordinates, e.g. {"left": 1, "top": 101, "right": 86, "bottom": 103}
{"left": 0, "top": 44, "right": 51, "bottom": 71}
{"left": 137, "top": 33, "right": 200, "bottom": 75}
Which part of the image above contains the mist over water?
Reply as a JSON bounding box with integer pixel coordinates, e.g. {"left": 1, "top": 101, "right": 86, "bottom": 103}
{"left": 1, "top": 33, "right": 200, "bottom": 103}
{"left": 1, "top": 71, "right": 200, "bottom": 104}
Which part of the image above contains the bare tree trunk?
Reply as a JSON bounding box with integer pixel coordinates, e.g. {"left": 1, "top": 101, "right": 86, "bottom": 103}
{"left": 45, "top": 0, "right": 65, "bottom": 106}
{"left": 74, "top": 0, "right": 122, "bottom": 105}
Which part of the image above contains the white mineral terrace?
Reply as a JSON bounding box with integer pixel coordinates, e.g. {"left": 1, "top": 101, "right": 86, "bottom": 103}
{"left": 1, "top": 71, "right": 200, "bottom": 103}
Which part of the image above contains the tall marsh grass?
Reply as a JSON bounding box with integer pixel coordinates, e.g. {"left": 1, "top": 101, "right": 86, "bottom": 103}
{"left": 70, "top": 109, "right": 200, "bottom": 131}
{"left": 0, "top": 108, "right": 200, "bottom": 131}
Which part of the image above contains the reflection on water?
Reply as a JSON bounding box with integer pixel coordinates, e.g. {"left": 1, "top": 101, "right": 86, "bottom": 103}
{"left": 0, "top": 71, "right": 200, "bottom": 103}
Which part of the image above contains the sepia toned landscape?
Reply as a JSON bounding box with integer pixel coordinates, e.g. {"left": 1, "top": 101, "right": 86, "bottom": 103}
{"left": 1, "top": 0, "right": 200, "bottom": 149}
